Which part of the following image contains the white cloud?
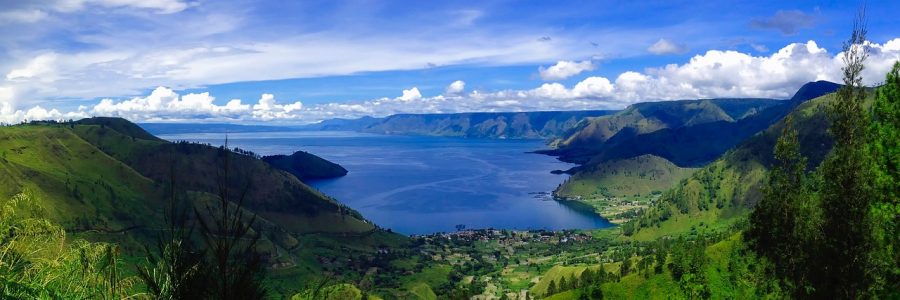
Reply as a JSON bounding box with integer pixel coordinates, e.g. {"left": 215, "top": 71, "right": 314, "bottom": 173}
{"left": 539, "top": 60, "right": 595, "bottom": 81}
{"left": 2, "top": 39, "right": 899, "bottom": 124}
{"left": 0, "top": 9, "right": 48, "bottom": 23}
{"left": 398, "top": 87, "right": 422, "bottom": 101}
{"left": 53, "top": 0, "right": 190, "bottom": 14}
{"left": 251, "top": 93, "right": 304, "bottom": 120}
{"left": 572, "top": 76, "right": 614, "bottom": 98}
{"left": 6, "top": 53, "right": 59, "bottom": 81}
{"left": 445, "top": 80, "right": 466, "bottom": 95}
{"left": 648, "top": 38, "right": 688, "bottom": 55}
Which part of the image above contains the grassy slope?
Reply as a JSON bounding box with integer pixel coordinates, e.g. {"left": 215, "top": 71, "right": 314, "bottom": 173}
{"left": 0, "top": 124, "right": 164, "bottom": 255}
{"left": 626, "top": 93, "right": 841, "bottom": 240}
{"left": 536, "top": 234, "right": 768, "bottom": 299}
{"left": 71, "top": 118, "right": 373, "bottom": 234}
{"left": 547, "top": 82, "right": 838, "bottom": 167}
{"left": 0, "top": 125, "right": 159, "bottom": 228}
{"left": 604, "top": 234, "right": 762, "bottom": 299}
{"left": 529, "top": 265, "right": 593, "bottom": 296}
{"left": 557, "top": 154, "right": 697, "bottom": 199}
{"left": 555, "top": 155, "right": 698, "bottom": 224}
{"left": 1, "top": 119, "right": 409, "bottom": 297}
{"left": 554, "top": 99, "right": 776, "bottom": 151}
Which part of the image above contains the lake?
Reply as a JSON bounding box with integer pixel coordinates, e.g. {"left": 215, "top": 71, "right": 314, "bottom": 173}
{"left": 157, "top": 131, "right": 613, "bottom": 235}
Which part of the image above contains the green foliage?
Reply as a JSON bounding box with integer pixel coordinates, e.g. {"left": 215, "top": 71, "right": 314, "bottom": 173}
{"left": 136, "top": 171, "right": 207, "bottom": 300}
{"left": 668, "top": 239, "right": 710, "bottom": 299}
{"left": 556, "top": 155, "right": 697, "bottom": 200}
{"left": 746, "top": 117, "right": 822, "bottom": 296}
{"left": 866, "top": 61, "right": 900, "bottom": 296}
{"left": 744, "top": 18, "right": 899, "bottom": 298}
{"left": 0, "top": 193, "right": 137, "bottom": 299}
{"left": 547, "top": 279, "right": 558, "bottom": 296}
{"left": 817, "top": 18, "right": 879, "bottom": 298}
{"left": 193, "top": 148, "right": 267, "bottom": 299}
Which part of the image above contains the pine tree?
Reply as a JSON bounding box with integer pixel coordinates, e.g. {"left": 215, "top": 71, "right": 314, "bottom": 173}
{"left": 747, "top": 116, "right": 819, "bottom": 295}
{"left": 818, "top": 10, "right": 876, "bottom": 298}
{"left": 589, "top": 285, "right": 604, "bottom": 300}
{"left": 195, "top": 142, "right": 267, "bottom": 299}
{"left": 547, "top": 279, "right": 558, "bottom": 296}
{"left": 620, "top": 258, "right": 631, "bottom": 277}
{"left": 866, "top": 61, "right": 900, "bottom": 296}
{"left": 581, "top": 268, "right": 595, "bottom": 286}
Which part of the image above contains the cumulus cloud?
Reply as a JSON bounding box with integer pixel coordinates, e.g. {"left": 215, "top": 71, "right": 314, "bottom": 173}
{"left": 398, "top": 87, "right": 422, "bottom": 101}
{"left": 91, "top": 86, "right": 252, "bottom": 121}
{"left": 751, "top": 10, "right": 816, "bottom": 35}
{"left": 648, "top": 38, "right": 688, "bottom": 55}
{"left": 251, "top": 93, "right": 303, "bottom": 120}
{"left": 2, "top": 39, "right": 900, "bottom": 124}
{"left": 445, "top": 80, "right": 466, "bottom": 95}
{"left": 539, "top": 60, "right": 595, "bottom": 81}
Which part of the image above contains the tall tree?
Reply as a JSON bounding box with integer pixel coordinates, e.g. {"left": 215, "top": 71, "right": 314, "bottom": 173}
{"left": 818, "top": 9, "right": 876, "bottom": 298}
{"left": 747, "top": 116, "right": 820, "bottom": 295}
{"left": 866, "top": 61, "right": 900, "bottom": 296}
{"left": 195, "top": 141, "right": 267, "bottom": 299}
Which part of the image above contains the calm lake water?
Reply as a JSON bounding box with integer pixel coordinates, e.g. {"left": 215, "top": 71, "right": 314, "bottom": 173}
{"left": 157, "top": 131, "right": 613, "bottom": 235}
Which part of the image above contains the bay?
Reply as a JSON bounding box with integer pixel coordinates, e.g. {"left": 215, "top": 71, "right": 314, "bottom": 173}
{"left": 158, "top": 131, "right": 614, "bottom": 235}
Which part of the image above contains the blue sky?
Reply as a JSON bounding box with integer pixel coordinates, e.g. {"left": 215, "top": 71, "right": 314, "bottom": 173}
{"left": 1, "top": 0, "right": 899, "bottom": 123}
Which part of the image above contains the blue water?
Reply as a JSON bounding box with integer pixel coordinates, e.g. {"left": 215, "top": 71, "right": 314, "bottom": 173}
{"left": 158, "top": 131, "right": 613, "bottom": 235}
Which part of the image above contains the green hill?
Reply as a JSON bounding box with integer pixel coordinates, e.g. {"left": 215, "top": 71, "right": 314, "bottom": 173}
{"left": 556, "top": 155, "right": 697, "bottom": 200}
{"left": 623, "top": 91, "right": 844, "bottom": 239}
{"left": 263, "top": 151, "right": 348, "bottom": 181}
{"left": 554, "top": 155, "right": 698, "bottom": 223}
{"left": 543, "top": 82, "right": 840, "bottom": 167}
{"left": 0, "top": 118, "right": 410, "bottom": 296}
{"left": 550, "top": 99, "right": 778, "bottom": 150}
{"left": 68, "top": 117, "right": 372, "bottom": 234}
{"left": 0, "top": 124, "right": 161, "bottom": 235}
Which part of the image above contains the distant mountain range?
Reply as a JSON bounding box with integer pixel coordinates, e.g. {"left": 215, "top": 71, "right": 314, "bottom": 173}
{"left": 551, "top": 81, "right": 842, "bottom": 219}
{"left": 623, "top": 82, "right": 847, "bottom": 238}
{"left": 541, "top": 81, "right": 842, "bottom": 167}
{"left": 357, "top": 110, "right": 617, "bottom": 139}
{"left": 141, "top": 110, "right": 618, "bottom": 139}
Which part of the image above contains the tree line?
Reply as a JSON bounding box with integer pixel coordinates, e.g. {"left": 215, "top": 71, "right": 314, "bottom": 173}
{"left": 748, "top": 10, "right": 899, "bottom": 299}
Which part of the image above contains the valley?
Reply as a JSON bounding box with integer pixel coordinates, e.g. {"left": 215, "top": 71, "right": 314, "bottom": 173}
{"left": 2, "top": 73, "right": 898, "bottom": 299}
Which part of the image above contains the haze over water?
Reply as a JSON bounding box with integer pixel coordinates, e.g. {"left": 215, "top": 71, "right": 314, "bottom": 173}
{"left": 158, "top": 131, "right": 614, "bottom": 235}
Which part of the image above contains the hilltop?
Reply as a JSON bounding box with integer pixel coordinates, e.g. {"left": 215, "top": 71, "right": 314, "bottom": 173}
{"left": 0, "top": 117, "right": 407, "bottom": 296}
{"left": 622, "top": 89, "right": 844, "bottom": 239}
{"left": 542, "top": 81, "right": 840, "bottom": 167}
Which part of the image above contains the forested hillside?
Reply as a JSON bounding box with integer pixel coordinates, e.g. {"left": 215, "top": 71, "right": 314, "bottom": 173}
{"left": 360, "top": 110, "right": 617, "bottom": 139}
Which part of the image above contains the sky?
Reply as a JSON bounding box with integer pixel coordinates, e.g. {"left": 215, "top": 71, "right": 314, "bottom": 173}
{"left": 1, "top": 0, "right": 899, "bottom": 124}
